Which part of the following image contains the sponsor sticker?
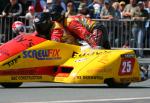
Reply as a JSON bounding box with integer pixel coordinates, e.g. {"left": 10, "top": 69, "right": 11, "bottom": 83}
{"left": 77, "top": 76, "right": 103, "bottom": 79}
{"left": 120, "top": 77, "right": 140, "bottom": 82}
{"left": 75, "top": 58, "right": 87, "bottom": 62}
{"left": 11, "top": 76, "right": 42, "bottom": 80}
{"left": 23, "top": 49, "right": 61, "bottom": 60}
{"left": 74, "top": 51, "right": 111, "bottom": 58}
{"left": 2, "top": 55, "right": 21, "bottom": 67}
{"left": 14, "top": 35, "right": 34, "bottom": 47}
{"left": 121, "top": 54, "right": 135, "bottom": 58}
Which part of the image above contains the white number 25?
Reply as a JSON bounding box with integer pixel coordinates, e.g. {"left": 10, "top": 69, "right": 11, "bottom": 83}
{"left": 122, "top": 61, "right": 132, "bottom": 73}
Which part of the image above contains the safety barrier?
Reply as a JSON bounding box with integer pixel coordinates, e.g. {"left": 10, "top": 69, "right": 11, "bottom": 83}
{"left": 0, "top": 16, "right": 29, "bottom": 43}
{"left": 93, "top": 19, "right": 150, "bottom": 50}
{"left": 0, "top": 17, "right": 150, "bottom": 50}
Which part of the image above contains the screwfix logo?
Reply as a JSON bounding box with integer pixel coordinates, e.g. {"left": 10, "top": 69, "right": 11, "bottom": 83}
{"left": 23, "top": 49, "right": 61, "bottom": 60}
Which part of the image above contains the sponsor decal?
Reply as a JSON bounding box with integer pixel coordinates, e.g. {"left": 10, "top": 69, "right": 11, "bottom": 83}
{"left": 75, "top": 58, "right": 87, "bottom": 62}
{"left": 23, "top": 49, "right": 61, "bottom": 60}
{"left": 14, "top": 35, "right": 34, "bottom": 47}
{"left": 77, "top": 76, "right": 103, "bottom": 79}
{"left": 120, "top": 77, "right": 140, "bottom": 82}
{"left": 74, "top": 51, "right": 111, "bottom": 58}
{"left": 72, "top": 52, "right": 78, "bottom": 57}
{"left": 0, "top": 67, "right": 55, "bottom": 75}
{"left": 118, "top": 58, "right": 135, "bottom": 76}
{"left": 121, "top": 54, "right": 135, "bottom": 58}
{"left": 11, "top": 76, "right": 42, "bottom": 80}
{"left": 2, "top": 55, "right": 21, "bottom": 67}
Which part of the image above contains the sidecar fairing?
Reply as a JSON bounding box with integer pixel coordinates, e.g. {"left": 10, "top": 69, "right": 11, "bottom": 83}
{"left": 0, "top": 33, "right": 147, "bottom": 88}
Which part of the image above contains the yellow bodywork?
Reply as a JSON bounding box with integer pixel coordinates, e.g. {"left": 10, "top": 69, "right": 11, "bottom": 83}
{"left": 57, "top": 49, "right": 141, "bottom": 84}
{"left": 0, "top": 40, "right": 142, "bottom": 85}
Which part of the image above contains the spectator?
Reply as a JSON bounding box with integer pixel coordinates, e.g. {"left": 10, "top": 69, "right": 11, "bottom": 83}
{"left": 65, "top": 1, "right": 76, "bottom": 17}
{"left": 78, "top": 0, "right": 89, "bottom": 9}
{"left": 0, "top": 0, "right": 23, "bottom": 42}
{"left": 122, "top": 40, "right": 130, "bottom": 48}
{"left": 54, "top": 0, "right": 67, "bottom": 12}
{"left": 100, "top": 0, "right": 115, "bottom": 20}
{"left": 0, "top": 0, "right": 9, "bottom": 14}
{"left": 25, "top": 5, "right": 35, "bottom": 32}
{"left": 100, "top": 0, "right": 115, "bottom": 46}
{"left": 143, "top": 0, "right": 149, "bottom": 8}
{"left": 0, "top": 0, "right": 23, "bottom": 17}
{"left": 33, "top": 0, "right": 47, "bottom": 15}
{"left": 81, "top": 0, "right": 88, "bottom": 3}
{"left": 145, "top": 0, "right": 150, "bottom": 48}
{"left": 132, "top": 1, "right": 149, "bottom": 58}
{"left": 119, "top": 1, "right": 126, "bottom": 19}
{"left": 25, "top": 5, "right": 35, "bottom": 21}
{"left": 112, "top": 2, "right": 122, "bottom": 47}
{"left": 18, "top": 0, "right": 27, "bottom": 16}
{"left": 88, "top": 0, "right": 104, "bottom": 19}
{"left": 112, "top": 2, "right": 121, "bottom": 19}
{"left": 46, "top": 0, "right": 53, "bottom": 9}
{"left": 43, "top": 0, "right": 54, "bottom": 12}
{"left": 122, "top": 0, "right": 139, "bottom": 19}
{"left": 77, "top": 3, "right": 90, "bottom": 17}
{"left": 121, "top": 0, "right": 139, "bottom": 48}
{"left": 118, "top": 1, "right": 128, "bottom": 47}
{"left": 145, "top": 0, "right": 150, "bottom": 18}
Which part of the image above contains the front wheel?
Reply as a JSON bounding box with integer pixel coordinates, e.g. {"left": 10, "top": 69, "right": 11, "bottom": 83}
{"left": 0, "top": 82, "right": 23, "bottom": 88}
{"left": 105, "top": 79, "right": 130, "bottom": 88}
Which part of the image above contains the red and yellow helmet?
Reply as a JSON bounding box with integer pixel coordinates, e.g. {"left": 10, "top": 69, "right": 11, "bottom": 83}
{"left": 12, "top": 21, "right": 26, "bottom": 33}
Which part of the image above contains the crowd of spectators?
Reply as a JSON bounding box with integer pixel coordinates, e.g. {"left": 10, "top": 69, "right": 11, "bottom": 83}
{"left": 0, "top": 0, "right": 149, "bottom": 19}
{"left": 0, "top": 0, "right": 150, "bottom": 57}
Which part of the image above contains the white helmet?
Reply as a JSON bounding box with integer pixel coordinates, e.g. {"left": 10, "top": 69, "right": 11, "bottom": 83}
{"left": 12, "top": 21, "right": 26, "bottom": 34}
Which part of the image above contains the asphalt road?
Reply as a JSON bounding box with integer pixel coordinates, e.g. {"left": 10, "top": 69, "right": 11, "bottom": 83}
{"left": 0, "top": 80, "right": 150, "bottom": 103}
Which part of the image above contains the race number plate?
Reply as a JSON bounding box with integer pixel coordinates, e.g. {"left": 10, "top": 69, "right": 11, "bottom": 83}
{"left": 118, "top": 58, "right": 135, "bottom": 76}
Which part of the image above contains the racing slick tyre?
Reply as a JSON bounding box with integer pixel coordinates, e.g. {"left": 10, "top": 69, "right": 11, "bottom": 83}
{"left": 0, "top": 82, "right": 23, "bottom": 88}
{"left": 105, "top": 78, "right": 130, "bottom": 88}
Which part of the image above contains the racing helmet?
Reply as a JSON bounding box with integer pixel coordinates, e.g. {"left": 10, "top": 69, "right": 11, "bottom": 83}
{"left": 49, "top": 4, "right": 65, "bottom": 21}
{"left": 12, "top": 21, "right": 26, "bottom": 34}
{"left": 33, "top": 12, "right": 53, "bottom": 36}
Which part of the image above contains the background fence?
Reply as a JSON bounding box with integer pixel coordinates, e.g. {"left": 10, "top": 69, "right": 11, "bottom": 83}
{"left": 0, "top": 17, "right": 150, "bottom": 56}
{"left": 0, "top": 16, "right": 29, "bottom": 43}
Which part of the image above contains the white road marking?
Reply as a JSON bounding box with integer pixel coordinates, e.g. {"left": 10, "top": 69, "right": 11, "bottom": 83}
{"left": 20, "top": 96, "right": 150, "bottom": 103}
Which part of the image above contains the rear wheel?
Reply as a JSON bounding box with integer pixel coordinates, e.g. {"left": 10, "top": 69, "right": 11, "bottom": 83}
{"left": 105, "top": 79, "right": 130, "bottom": 88}
{"left": 0, "top": 82, "right": 23, "bottom": 88}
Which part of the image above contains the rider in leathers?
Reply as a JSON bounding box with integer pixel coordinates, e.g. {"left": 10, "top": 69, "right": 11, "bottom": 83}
{"left": 33, "top": 12, "right": 77, "bottom": 45}
{"left": 49, "top": 4, "right": 111, "bottom": 49}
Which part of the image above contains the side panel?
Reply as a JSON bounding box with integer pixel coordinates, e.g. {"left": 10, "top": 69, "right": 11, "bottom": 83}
{"left": 0, "top": 41, "right": 81, "bottom": 70}
{"left": 0, "top": 36, "right": 81, "bottom": 82}
{"left": 0, "top": 34, "right": 46, "bottom": 62}
{"left": 0, "top": 67, "right": 55, "bottom": 82}
{"left": 58, "top": 50, "right": 142, "bottom": 84}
